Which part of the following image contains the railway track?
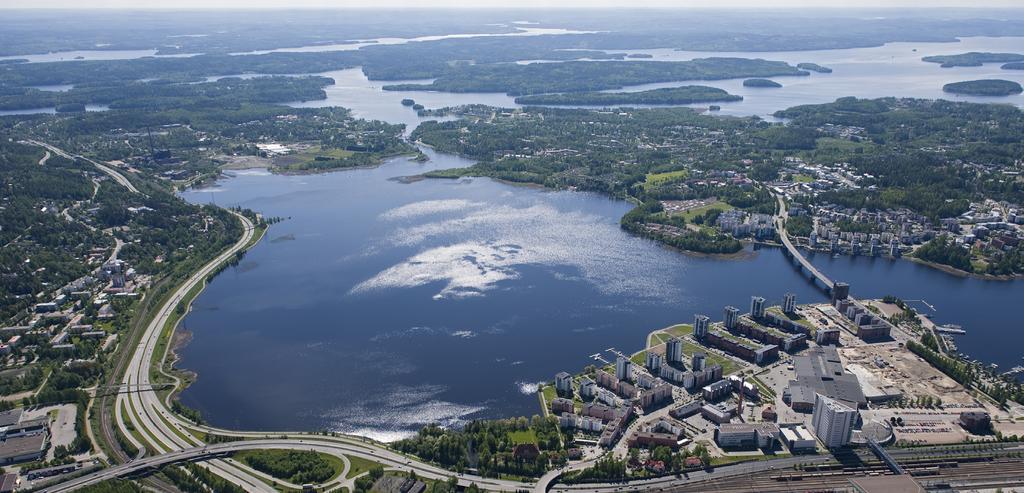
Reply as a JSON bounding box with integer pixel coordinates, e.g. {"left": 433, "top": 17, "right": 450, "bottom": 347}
{"left": 95, "top": 275, "right": 182, "bottom": 493}
{"left": 667, "top": 457, "right": 1024, "bottom": 492}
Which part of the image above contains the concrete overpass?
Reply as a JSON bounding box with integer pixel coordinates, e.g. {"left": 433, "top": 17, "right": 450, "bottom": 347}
{"left": 39, "top": 438, "right": 534, "bottom": 493}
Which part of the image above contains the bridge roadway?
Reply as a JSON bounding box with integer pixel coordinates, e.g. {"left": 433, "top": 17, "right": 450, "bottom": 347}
{"left": 39, "top": 438, "right": 533, "bottom": 493}
{"left": 774, "top": 194, "right": 835, "bottom": 292}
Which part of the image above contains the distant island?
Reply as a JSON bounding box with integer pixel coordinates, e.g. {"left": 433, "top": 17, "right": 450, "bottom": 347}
{"left": 55, "top": 103, "right": 86, "bottom": 113}
{"left": 797, "top": 62, "right": 832, "bottom": 73}
{"left": 382, "top": 58, "right": 809, "bottom": 95}
{"left": 1003, "top": 62, "right": 1024, "bottom": 70}
{"left": 514, "top": 86, "right": 743, "bottom": 106}
{"left": 626, "top": 53, "right": 654, "bottom": 59}
{"left": 922, "top": 52, "right": 1024, "bottom": 68}
{"left": 743, "top": 78, "right": 782, "bottom": 88}
{"left": 400, "top": 98, "right": 415, "bottom": 106}
{"left": 942, "top": 79, "right": 1023, "bottom": 96}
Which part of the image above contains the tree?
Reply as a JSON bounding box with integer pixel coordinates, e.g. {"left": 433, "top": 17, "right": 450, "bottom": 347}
{"left": 651, "top": 446, "right": 672, "bottom": 465}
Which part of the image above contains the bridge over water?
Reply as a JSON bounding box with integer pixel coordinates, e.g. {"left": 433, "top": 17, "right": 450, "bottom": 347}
{"left": 774, "top": 194, "right": 838, "bottom": 296}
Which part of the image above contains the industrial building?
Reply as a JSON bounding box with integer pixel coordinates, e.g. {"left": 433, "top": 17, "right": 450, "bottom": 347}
{"left": 780, "top": 425, "right": 817, "bottom": 452}
{"left": 715, "top": 422, "right": 779, "bottom": 449}
{"left": 670, "top": 399, "right": 704, "bottom": 419}
{"left": 701, "top": 403, "right": 736, "bottom": 424}
{"left": 958, "top": 411, "right": 992, "bottom": 434}
{"left": 784, "top": 345, "right": 866, "bottom": 412}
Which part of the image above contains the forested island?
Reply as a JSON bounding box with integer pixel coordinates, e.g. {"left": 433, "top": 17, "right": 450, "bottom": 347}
{"left": 382, "top": 58, "right": 808, "bottom": 95}
{"left": 1002, "top": 62, "right": 1024, "bottom": 70}
{"left": 0, "top": 76, "right": 332, "bottom": 112}
{"left": 922, "top": 52, "right": 1024, "bottom": 67}
{"left": 942, "top": 79, "right": 1023, "bottom": 96}
{"left": 743, "top": 78, "right": 782, "bottom": 88}
{"left": 513, "top": 86, "right": 742, "bottom": 106}
{"left": 797, "top": 62, "right": 833, "bottom": 73}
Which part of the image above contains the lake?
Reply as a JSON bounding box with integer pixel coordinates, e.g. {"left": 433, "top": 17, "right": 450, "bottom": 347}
{"left": 177, "top": 34, "right": 1024, "bottom": 440}
{"left": 180, "top": 148, "right": 1024, "bottom": 441}
{"left": 179, "top": 149, "right": 834, "bottom": 440}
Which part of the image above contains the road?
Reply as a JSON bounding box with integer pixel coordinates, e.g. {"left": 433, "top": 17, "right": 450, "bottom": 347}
{"left": 114, "top": 210, "right": 275, "bottom": 492}
{"left": 26, "top": 139, "right": 142, "bottom": 194}
{"left": 41, "top": 437, "right": 532, "bottom": 493}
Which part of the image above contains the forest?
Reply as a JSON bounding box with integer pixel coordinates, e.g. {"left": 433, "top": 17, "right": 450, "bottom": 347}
{"left": 942, "top": 79, "right": 1023, "bottom": 96}
{"left": 384, "top": 58, "right": 808, "bottom": 95}
{"left": 922, "top": 52, "right": 1024, "bottom": 67}
{"left": 514, "top": 86, "right": 742, "bottom": 105}
{"left": 393, "top": 416, "right": 566, "bottom": 478}
{"left": 0, "top": 76, "right": 332, "bottom": 111}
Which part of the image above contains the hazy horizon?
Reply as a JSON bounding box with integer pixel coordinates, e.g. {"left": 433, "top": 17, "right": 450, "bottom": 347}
{"left": 3, "top": 1, "right": 1024, "bottom": 9}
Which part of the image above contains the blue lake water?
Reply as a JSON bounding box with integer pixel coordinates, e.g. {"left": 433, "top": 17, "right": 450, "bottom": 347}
{"left": 179, "top": 150, "right": 828, "bottom": 440}
{"left": 177, "top": 34, "right": 1024, "bottom": 440}
{"left": 180, "top": 147, "right": 1024, "bottom": 440}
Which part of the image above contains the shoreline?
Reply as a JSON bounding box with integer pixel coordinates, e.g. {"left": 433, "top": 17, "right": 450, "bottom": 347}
{"left": 791, "top": 242, "right": 1023, "bottom": 282}
{"left": 213, "top": 149, "right": 422, "bottom": 177}
{"left": 904, "top": 256, "right": 1024, "bottom": 281}
{"left": 160, "top": 217, "right": 269, "bottom": 417}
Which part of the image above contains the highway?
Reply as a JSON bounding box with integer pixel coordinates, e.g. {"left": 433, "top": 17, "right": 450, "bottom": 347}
{"left": 117, "top": 210, "right": 289, "bottom": 492}
{"left": 26, "top": 140, "right": 142, "bottom": 194}
{"left": 40, "top": 438, "right": 527, "bottom": 493}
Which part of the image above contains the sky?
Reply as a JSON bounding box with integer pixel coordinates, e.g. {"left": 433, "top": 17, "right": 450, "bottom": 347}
{"left": 4, "top": 0, "right": 1023, "bottom": 8}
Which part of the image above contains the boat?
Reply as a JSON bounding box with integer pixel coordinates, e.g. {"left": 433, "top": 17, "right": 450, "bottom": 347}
{"left": 935, "top": 325, "right": 966, "bottom": 335}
